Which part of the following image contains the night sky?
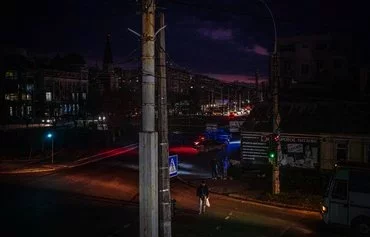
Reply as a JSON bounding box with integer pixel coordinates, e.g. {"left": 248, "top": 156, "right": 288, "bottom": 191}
{"left": 3, "top": 0, "right": 370, "bottom": 83}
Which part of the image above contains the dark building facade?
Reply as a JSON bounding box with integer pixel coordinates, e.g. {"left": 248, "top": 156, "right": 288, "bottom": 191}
{"left": 1, "top": 49, "right": 89, "bottom": 126}
{"left": 278, "top": 34, "right": 354, "bottom": 90}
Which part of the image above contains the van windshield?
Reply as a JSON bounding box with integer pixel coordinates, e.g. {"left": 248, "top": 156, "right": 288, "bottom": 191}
{"left": 324, "top": 176, "right": 333, "bottom": 197}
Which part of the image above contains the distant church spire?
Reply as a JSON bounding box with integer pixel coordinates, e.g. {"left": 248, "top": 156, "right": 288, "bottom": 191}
{"left": 255, "top": 69, "right": 260, "bottom": 91}
{"left": 103, "top": 34, "right": 113, "bottom": 70}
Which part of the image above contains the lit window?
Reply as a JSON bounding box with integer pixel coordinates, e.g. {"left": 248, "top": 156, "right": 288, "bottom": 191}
{"left": 9, "top": 106, "right": 13, "bottom": 116}
{"left": 72, "top": 93, "right": 75, "bottom": 101}
{"left": 82, "top": 93, "right": 87, "bottom": 100}
{"left": 5, "top": 71, "right": 17, "bottom": 80}
{"left": 46, "top": 92, "right": 52, "bottom": 101}
{"left": 26, "top": 84, "right": 34, "bottom": 92}
{"left": 5, "top": 93, "right": 18, "bottom": 101}
{"left": 27, "top": 106, "right": 32, "bottom": 115}
{"left": 26, "top": 94, "right": 32, "bottom": 100}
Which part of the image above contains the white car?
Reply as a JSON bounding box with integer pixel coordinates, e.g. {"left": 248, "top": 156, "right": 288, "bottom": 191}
{"left": 321, "top": 162, "right": 370, "bottom": 236}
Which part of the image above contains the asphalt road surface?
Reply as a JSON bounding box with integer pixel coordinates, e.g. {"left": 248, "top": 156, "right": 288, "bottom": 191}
{"left": 0, "top": 139, "right": 347, "bottom": 237}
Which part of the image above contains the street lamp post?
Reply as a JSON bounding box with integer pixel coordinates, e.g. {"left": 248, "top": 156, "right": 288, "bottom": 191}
{"left": 257, "top": 0, "right": 281, "bottom": 194}
{"left": 257, "top": 0, "right": 277, "bottom": 54}
{"left": 47, "top": 132, "right": 54, "bottom": 164}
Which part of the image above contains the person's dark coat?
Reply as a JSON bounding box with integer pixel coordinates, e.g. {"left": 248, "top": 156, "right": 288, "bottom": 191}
{"left": 210, "top": 158, "right": 217, "bottom": 169}
{"left": 196, "top": 184, "right": 209, "bottom": 198}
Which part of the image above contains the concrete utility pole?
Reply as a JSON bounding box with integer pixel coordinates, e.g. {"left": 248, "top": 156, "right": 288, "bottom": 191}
{"left": 157, "top": 12, "right": 172, "bottom": 237}
{"left": 257, "top": 0, "right": 281, "bottom": 195}
{"left": 271, "top": 52, "right": 281, "bottom": 195}
{"left": 140, "top": 0, "right": 158, "bottom": 236}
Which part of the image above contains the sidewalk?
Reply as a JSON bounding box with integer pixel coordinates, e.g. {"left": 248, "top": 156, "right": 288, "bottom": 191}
{"left": 179, "top": 173, "right": 321, "bottom": 212}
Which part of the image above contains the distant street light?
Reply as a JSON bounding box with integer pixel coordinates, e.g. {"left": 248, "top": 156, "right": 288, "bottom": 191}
{"left": 46, "top": 132, "right": 54, "bottom": 164}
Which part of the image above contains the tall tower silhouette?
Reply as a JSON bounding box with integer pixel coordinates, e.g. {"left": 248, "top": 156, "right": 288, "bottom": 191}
{"left": 103, "top": 34, "right": 113, "bottom": 71}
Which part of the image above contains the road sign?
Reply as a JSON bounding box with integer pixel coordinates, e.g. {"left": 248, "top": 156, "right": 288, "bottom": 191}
{"left": 169, "top": 155, "right": 178, "bottom": 178}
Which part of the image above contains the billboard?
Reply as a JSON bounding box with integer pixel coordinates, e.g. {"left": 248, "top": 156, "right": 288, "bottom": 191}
{"left": 240, "top": 133, "right": 269, "bottom": 165}
{"left": 240, "top": 132, "right": 320, "bottom": 169}
{"left": 280, "top": 136, "right": 320, "bottom": 169}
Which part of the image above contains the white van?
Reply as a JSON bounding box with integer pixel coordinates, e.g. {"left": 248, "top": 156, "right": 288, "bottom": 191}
{"left": 321, "top": 163, "right": 370, "bottom": 236}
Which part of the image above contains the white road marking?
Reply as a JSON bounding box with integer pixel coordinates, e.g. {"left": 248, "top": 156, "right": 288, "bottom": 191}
{"left": 279, "top": 223, "right": 313, "bottom": 236}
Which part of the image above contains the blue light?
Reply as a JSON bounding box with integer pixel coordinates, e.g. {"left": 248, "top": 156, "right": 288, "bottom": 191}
{"left": 47, "top": 133, "right": 53, "bottom": 138}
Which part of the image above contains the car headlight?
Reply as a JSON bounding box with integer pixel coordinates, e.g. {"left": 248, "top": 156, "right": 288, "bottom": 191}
{"left": 321, "top": 205, "right": 328, "bottom": 213}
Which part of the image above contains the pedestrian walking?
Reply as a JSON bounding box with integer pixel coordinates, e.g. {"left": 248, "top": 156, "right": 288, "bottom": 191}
{"left": 217, "top": 146, "right": 228, "bottom": 179}
{"left": 196, "top": 180, "right": 209, "bottom": 214}
{"left": 210, "top": 157, "right": 218, "bottom": 179}
{"left": 222, "top": 156, "right": 230, "bottom": 180}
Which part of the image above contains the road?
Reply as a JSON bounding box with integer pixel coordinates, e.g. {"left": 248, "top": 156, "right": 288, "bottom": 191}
{"left": 0, "top": 135, "right": 346, "bottom": 237}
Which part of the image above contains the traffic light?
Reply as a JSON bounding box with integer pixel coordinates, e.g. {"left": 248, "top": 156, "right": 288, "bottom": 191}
{"left": 268, "top": 150, "right": 276, "bottom": 159}
{"left": 267, "top": 134, "right": 279, "bottom": 163}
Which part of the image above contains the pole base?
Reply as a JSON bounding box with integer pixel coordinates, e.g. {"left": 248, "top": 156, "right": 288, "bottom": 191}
{"left": 139, "top": 132, "right": 158, "bottom": 237}
{"left": 272, "top": 166, "right": 280, "bottom": 195}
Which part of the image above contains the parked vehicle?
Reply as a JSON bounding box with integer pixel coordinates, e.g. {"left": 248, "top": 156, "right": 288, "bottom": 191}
{"left": 212, "top": 110, "right": 223, "bottom": 116}
{"left": 201, "top": 129, "right": 231, "bottom": 144}
{"left": 321, "top": 162, "right": 370, "bottom": 236}
{"left": 194, "top": 139, "right": 226, "bottom": 152}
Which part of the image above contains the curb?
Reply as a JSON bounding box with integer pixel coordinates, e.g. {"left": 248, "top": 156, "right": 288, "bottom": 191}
{"left": 176, "top": 176, "right": 320, "bottom": 214}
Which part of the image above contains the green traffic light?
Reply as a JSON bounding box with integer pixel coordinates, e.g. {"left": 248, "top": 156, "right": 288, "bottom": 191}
{"left": 269, "top": 152, "right": 275, "bottom": 159}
